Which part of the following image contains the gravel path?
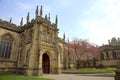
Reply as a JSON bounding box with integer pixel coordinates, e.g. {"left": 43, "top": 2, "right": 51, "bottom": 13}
{"left": 40, "top": 74, "right": 114, "bottom": 80}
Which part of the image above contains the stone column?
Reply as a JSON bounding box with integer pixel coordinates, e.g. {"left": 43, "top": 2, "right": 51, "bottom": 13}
{"left": 57, "top": 52, "right": 61, "bottom": 74}
{"left": 109, "top": 51, "right": 112, "bottom": 59}
{"left": 38, "top": 51, "right": 43, "bottom": 76}
{"left": 26, "top": 22, "right": 39, "bottom": 76}
{"left": 54, "top": 27, "right": 61, "bottom": 74}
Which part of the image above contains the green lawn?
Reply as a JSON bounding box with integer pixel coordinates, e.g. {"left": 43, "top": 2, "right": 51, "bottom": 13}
{"left": 63, "top": 68, "right": 116, "bottom": 73}
{"left": 0, "top": 74, "right": 53, "bottom": 80}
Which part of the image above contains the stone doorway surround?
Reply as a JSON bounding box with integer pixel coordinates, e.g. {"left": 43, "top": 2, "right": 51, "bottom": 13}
{"left": 42, "top": 53, "right": 50, "bottom": 73}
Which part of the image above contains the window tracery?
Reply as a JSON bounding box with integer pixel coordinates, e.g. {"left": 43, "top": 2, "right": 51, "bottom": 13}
{"left": 0, "top": 34, "right": 13, "bottom": 58}
{"left": 112, "top": 51, "right": 117, "bottom": 59}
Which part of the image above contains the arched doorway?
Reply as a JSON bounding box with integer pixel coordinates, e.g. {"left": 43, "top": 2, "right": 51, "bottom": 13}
{"left": 42, "top": 53, "right": 50, "bottom": 73}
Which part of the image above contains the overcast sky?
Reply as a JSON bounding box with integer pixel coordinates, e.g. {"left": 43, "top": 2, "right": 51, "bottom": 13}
{"left": 0, "top": 0, "right": 120, "bottom": 46}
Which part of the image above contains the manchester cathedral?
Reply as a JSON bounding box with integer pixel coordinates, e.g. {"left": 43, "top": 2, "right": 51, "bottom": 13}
{"left": 0, "top": 5, "right": 74, "bottom": 76}
{"left": 1, "top": 4, "right": 120, "bottom": 77}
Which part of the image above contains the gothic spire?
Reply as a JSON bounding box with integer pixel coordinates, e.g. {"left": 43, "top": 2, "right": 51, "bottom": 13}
{"left": 40, "top": 6, "right": 43, "bottom": 17}
{"left": 67, "top": 38, "right": 69, "bottom": 43}
{"left": 45, "top": 14, "right": 47, "bottom": 19}
{"left": 9, "top": 17, "right": 12, "bottom": 23}
{"left": 48, "top": 13, "right": 50, "bottom": 21}
{"left": 63, "top": 33, "right": 65, "bottom": 40}
{"left": 118, "top": 38, "right": 120, "bottom": 41}
{"left": 55, "top": 15, "right": 58, "bottom": 26}
{"left": 36, "top": 5, "right": 39, "bottom": 17}
{"left": 27, "top": 12, "right": 30, "bottom": 23}
{"left": 20, "top": 17, "right": 23, "bottom": 26}
{"left": 108, "top": 40, "right": 110, "bottom": 44}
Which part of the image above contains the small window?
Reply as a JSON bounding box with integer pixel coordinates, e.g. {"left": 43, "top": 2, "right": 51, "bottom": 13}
{"left": 106, "top": 52, "right": 109, "bottom": 59}
{"left": 100, "top": 53, "right": 104, "bottom": 60}
{"left": 112, "top": 51, "right": 117, "bottom": 59}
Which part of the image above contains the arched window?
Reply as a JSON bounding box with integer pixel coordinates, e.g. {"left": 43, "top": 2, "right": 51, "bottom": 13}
{"left": 106, "top": 52, "right": 109, "bottom": 59}
{"left": 100, "top": 53, "right": 104, "bottom": 60}
{"left": 0, "top": 34, "right": 13, "bottom": 58}
{"left": 112, "top": 51, "right": 117, "bottom": 59}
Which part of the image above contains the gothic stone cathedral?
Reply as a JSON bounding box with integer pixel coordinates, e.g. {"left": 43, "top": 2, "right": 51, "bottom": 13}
{"left": 0, "top": 6, "right": 68, "bottom": 76}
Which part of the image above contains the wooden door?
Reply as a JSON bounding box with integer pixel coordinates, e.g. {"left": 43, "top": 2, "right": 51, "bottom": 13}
{"left": 42, "top": 53, "right": 50, "bottom": 73}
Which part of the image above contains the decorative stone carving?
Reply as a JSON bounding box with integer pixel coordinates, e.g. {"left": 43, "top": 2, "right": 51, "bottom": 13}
{"left": 55, "top": 15, "right": 58, "bottom": 26}
{"left": 20, "top": 17, "right": 23, "bottom": 26}
{"left": 36, "top": 5, "right": 38, "bottom": 17}
{"left": 40, "top": 6, "right": 43, "bottom": 17}
{"left": 19, "top": 33, "right": 24, "bottom": 46}
{"left": 45, "top": 14, "right": 47, "bottom": 19}
{"left": 26, "top": 12, "right": 30, "bottom": 23}
{"left": 26, "top": 29, "right": 33, "bottom": 44}
{"left": 41, "top": 28, "right": 47, "bottom": 41}
{"left": 9, "top": 17, "right": 12, "bottom": 23}
{"left": 48, "top": 13, "right": 50, "bottom": 21}
{"left": 0, "top": 5, "right": 64, "bottom": 76}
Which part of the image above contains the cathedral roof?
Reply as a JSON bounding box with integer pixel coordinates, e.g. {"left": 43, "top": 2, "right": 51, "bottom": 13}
{"left": 0, "top": 20, "right": 19, "bottom": 32}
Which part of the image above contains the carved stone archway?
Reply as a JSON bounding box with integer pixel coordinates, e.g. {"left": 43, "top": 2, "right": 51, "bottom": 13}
{"left": 42, "top": 53, "right": 50, "bottom": 73}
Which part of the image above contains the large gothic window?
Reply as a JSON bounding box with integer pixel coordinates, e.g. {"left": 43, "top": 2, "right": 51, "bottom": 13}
{"left": 0, "top": 34, "right": 13, "bottom": 58}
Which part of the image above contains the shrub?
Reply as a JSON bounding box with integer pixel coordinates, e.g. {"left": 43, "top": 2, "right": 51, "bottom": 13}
{"left": 97, "top": 64, "right": 105, "bottom": 69}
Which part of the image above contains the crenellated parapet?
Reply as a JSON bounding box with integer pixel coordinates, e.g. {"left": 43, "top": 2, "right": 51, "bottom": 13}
{"left": 97, "top": 37, "right": 120, "bottom": 68}
{"left": 18, "top": 5, "right": 58, "bottom": 33}
{"left": 108, "top": 37, "right": 120, "bottom": 46}
{"left": 0, "top": 5, "right": 58, "bottom": 33}
{"left": 0, "top": 20, "right": 19, "bottom": 32}
{"left": 99, "top": 45, "right": 120, "bottom": 52}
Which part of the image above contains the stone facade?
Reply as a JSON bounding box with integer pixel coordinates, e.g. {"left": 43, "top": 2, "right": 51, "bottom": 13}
{"left": 98, "top": 37, "right": 120, "bottom": 67}
{"left": 0, "top": 21, "right": 20, "bottom": 73}
{"left": 0, "top": 6, "right": 68, "bottom": 76}
{"left": 64, "top": 47, "right": 78, "bottom": 69}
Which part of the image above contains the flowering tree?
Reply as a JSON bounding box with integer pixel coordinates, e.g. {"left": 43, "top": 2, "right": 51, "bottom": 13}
{"left": 67, "top": 38, "right": 99, "bottom": 68}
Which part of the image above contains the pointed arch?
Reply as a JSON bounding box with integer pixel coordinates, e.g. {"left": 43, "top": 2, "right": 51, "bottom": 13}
{"left": 0, "top": 33, "right": 13, "bottom": 58}
{"left": 42, "top": 53, "right": 50, "bottom": 73}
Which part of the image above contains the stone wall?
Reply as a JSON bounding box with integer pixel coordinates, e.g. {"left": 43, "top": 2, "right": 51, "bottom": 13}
{"left": 0, "top": 27, "right": 19, "bottom": 73}
{"left": 96, "top": 60, "right": 120, "bottom": 67}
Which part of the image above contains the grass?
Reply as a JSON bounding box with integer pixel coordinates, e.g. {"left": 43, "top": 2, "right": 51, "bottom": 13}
{"left": 0, "top": 74, "right": 53, "bottom": 80}
{"left": 63, "top": 68, "right": 116, "bottom": 73}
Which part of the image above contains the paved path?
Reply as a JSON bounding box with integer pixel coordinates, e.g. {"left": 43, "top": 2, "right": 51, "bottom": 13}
{"left": 40, "top": 74, "right": 114, "bottom": 80}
